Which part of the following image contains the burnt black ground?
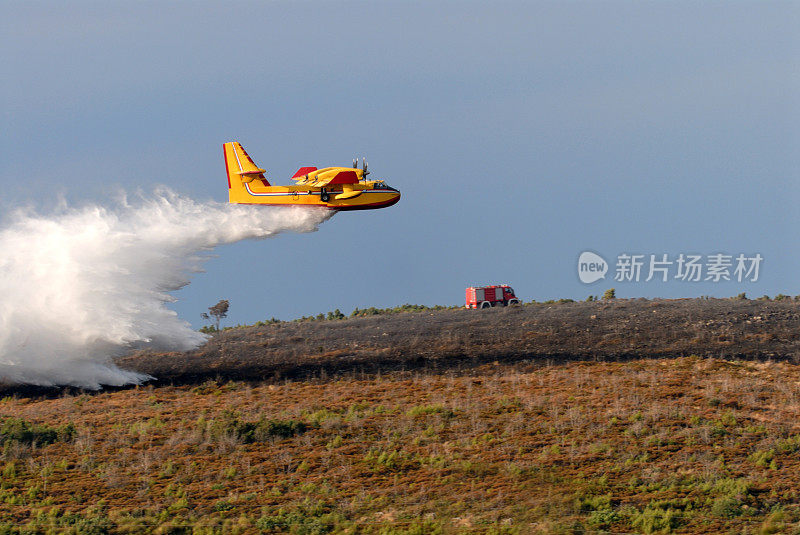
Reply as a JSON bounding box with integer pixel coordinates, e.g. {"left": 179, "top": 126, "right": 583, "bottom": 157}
{"left": 3, "top": 298, "right": 798, "bottom": 397}
{"left": 117, "top": 298, "right": 800, "bottom": 384}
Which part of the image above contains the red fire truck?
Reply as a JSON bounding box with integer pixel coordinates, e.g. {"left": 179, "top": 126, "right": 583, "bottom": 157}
{"left": 465, "top": 285, "right": 520, "bottom": 309}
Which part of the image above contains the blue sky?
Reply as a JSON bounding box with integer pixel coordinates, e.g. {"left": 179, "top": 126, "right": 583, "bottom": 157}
{"left": 2, "top": 1, "right": 798, "bottom": 327}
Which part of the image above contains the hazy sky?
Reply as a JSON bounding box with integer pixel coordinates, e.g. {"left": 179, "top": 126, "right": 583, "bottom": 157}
{"left": 2, "top": 1, "right": 798, "bottom": 327}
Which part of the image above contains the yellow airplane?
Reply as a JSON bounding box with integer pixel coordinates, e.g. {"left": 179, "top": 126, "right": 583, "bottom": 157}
{"left": 223, "top": 142, "right": 400, "bottom": 211}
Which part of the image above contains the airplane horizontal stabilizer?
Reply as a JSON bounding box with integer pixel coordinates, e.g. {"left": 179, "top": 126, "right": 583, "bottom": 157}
{"left": 237, "top": 168, "right": 267, "bottom": 176}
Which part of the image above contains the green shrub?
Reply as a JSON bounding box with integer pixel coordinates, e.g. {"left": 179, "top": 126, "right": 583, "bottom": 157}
{"left": 406, "top": 404, "right": 455, "bottom": 418}
{"left": 708, "top": 477, "right": 754, "bottom": 518}
{"left": 630, "top": 504, "right": 682, "bottom": 533}
{"left": 72, "top": 515, "right": 115, "bottom": 535}
{"left": 214, "top": 499, "right": 234, "bottom": 511}
{"left": 0, "top": 418, "right": 76, "bottom": 446}
{"left": 749, "top": 449, "right": 776, "bottom": 468}
{"left": 256, "top": 501, "right": 343, "bottom": 534}
{"left": 575, "top": 492, "right": 620, "bottom": 528}
{"left": 575, "top": 493, "right": 612, "bottom": 513}
{"left": 326, "top": 309, "right": 345, "bottom": 320}
{"left": 711, "top": 495, "right": 744, "bottom": 518}
{"left": 775, "top": 435, "right": 800, "bottom": 455}
{"left": 374, "top": 519, "right": 445, "bottom": 535}
{"left": 255, "top": 317, "right": 282, "bottom": 326}
{"left": 363, "top": 448, "right": 418, "bottom": 473}
{"left": 208, "top": 411, "right": 307, "bottom": 443}
{"left": 602, "top": 288, "right": 616, "bottom": 300}
{"left": 588, "top": 508, "right": 620, "bottom": 528}
{"left": 40, "top": 512, "right": 116, "bottom": 534}
{"left": 255, "top": 419, "right": 307, "bottom": 440}
{"left": 350, "top": 304, "right": 453, "bottom": 318}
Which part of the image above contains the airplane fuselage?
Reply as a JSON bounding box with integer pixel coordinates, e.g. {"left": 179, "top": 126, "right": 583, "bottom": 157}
{"left": 230, "top": 177, "right": 400, "bottom": 211}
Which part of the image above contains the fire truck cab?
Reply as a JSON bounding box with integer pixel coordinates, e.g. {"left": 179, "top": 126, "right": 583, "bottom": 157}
{"left": 465, "top": 285, "right": 520, "bottom": 309}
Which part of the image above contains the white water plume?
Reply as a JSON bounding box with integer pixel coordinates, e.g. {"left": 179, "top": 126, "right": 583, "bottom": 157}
{"left": 0, "top": 190, "right": 332, "bottom": 389}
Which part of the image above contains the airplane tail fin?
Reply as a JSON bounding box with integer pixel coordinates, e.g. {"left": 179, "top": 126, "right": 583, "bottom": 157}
{"left": 223, "top": 142, "right": 270, "bottom": 201}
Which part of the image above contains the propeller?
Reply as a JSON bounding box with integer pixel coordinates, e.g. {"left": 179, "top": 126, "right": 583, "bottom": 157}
{"left": 352, "top": 157, "right": 369, "bottom": 180}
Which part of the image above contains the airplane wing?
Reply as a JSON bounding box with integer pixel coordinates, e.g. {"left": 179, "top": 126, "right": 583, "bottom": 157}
{"left": 294, "top": 169, "right": 360, "bottom": 187}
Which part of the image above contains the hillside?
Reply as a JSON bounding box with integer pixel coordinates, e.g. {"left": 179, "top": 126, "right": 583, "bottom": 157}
{"left": 117, "top": 297, "right": 800, "bottom": 385}
{"left": 0, "top": 298, "right": 799, "bottom": 533}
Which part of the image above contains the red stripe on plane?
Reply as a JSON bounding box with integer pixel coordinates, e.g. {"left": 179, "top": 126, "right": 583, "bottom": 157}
{"left": 223, "top": 144, "right": 231, "bottom": 189}
{"left": 233, "top": 195, "right": 400, "bottom": 211}
{"left": 331, "top": 196, "right": 400, "bottom": 211}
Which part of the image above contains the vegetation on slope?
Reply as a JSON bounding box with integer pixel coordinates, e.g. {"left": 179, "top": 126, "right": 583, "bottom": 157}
{"left": 0, "top": 357, "right": 799, "bottom": 532}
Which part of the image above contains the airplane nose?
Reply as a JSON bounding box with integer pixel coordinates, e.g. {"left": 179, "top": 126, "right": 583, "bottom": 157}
{"left": 380, "top": 189, "right": 400, "bottom": 209}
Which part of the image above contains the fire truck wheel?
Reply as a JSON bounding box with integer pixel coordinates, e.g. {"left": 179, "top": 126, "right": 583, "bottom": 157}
{"left": 480, "top": 301, "right": 491, "bottom": 309}
{"left": 508, "top": 299, "right": 520, "bottom": 306}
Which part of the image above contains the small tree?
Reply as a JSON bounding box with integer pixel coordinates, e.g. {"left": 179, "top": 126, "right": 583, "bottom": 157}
{"left": 202, "top": 300, "right": 230, "bottom": 331}
{"left": 602, "top": 288, "right": 616, "bottom": 300}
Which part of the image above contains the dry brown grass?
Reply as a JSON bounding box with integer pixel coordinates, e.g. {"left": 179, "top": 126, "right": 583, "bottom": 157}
{"left": 0, "top": 356, "right": 799, "bottom": 532}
